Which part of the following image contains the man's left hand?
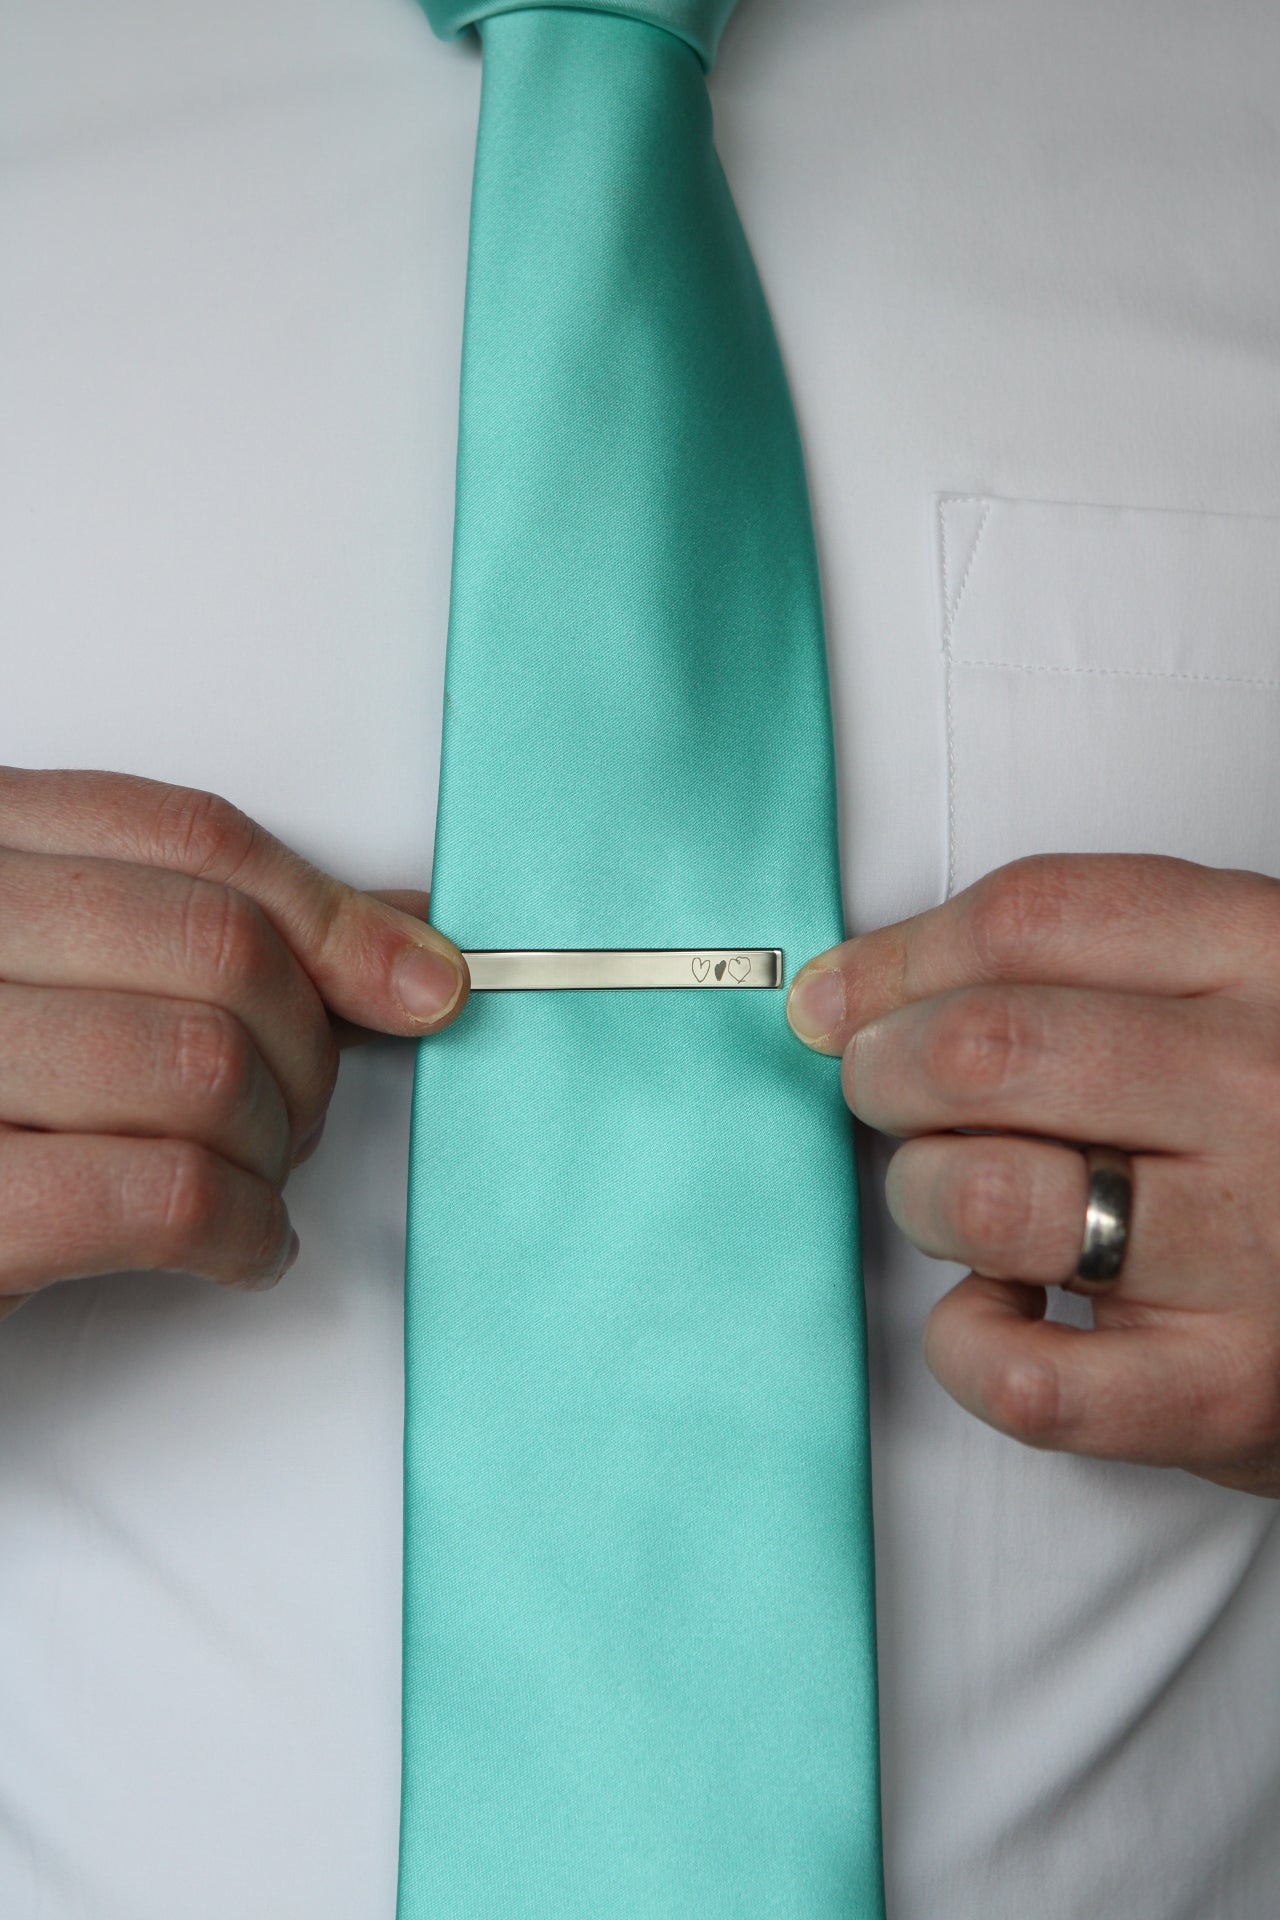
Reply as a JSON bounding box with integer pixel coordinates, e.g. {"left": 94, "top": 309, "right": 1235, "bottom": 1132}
{"left": 787, "top": 854, "right": 1280, "bottom": 1497}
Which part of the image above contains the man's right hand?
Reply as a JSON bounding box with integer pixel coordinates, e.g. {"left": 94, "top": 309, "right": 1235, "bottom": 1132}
{"left": 0, "top": 768, "right": 470, "bottom": 1316}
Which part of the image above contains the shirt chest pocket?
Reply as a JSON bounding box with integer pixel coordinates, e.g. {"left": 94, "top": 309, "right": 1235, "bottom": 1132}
{"left": 937, "top": 494, "right": 1280, "bottom": 896}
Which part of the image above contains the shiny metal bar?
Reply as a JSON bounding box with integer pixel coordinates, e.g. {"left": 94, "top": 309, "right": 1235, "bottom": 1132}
{"left": 462, "top": 948, "right": 783, "bottom": 991}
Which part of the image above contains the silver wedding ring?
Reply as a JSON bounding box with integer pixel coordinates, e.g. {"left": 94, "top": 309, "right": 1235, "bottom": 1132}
{"left": 1070, "top": 1145, "right": 1133, "bottom": 1291}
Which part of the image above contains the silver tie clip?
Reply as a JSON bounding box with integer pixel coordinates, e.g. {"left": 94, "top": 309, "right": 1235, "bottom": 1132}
{"left": 462, "top": 949, "right": 783, "bottom": 991}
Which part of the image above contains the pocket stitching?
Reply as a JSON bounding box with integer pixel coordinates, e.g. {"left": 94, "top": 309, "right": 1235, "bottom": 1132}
{"left": 940, "top": 496, "right": 994, "bottom": 899}
{"left": 940, "top": 496, "right": 993, "bottom": 639}
{"left": 946, "top": 656, "right": 1280, "bottom": 691}
{"left": 937, "top": 492, "right": 1280, "bottom": 894}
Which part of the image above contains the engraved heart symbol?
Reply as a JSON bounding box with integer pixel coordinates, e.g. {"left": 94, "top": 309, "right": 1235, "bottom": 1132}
{"left": 714, "top": 960, "right": 727, "bottom": 981}
{"left": 691, "top": 955, "right": 710, "bottom": 982}
{"left": 728, "top": 955, "right": 751, "bottom": 983}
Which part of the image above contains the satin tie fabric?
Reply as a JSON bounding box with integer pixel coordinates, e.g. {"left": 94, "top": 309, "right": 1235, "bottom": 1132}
{"left": 399, "top": 4, "right": 885, "bottom": 1912}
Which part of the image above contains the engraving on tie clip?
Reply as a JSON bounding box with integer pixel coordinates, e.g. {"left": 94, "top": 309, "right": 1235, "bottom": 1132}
{"left": 696, "top": 953, "right": 751, "bottom": 985}
{"left": 462, "top": 949, "right": 782, "bottom": 991}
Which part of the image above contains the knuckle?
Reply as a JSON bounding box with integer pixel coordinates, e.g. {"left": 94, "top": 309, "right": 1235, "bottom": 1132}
{"left": 137, "top": 1140, "right": 225, "bottom": 1254}
{"left": 166, "top": 1004, "right": 255, "bottom": 1123}
{"left": 123, "top": 1140, "right": 285, "bottom": 1285}
{"left": 986, "top": 1357, "right": 1063, "bottom": 1446}
{"left": 967, "top": 857, "right": 1070, "bottom": 977}
{"left": 951, "top": 1153, "right": 1031, "bottom": 1261}
{"left": 147, "top": 784, "right": 260, "bottom": 883}
{"left": 176, "top": 878, "right": 272, "bottom": 992}
{"left": 924, "top": 990, "right": 1031, "bottom": 1102}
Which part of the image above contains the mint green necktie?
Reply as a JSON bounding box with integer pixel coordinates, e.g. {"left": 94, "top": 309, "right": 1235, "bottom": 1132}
{"left": 400, "top": 4, "right": 885, "bottom": 1912}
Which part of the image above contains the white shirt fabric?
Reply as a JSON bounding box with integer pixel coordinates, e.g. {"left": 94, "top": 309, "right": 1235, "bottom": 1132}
{"left": 3, "top": 2, "right": 1279, "bottom": 1915}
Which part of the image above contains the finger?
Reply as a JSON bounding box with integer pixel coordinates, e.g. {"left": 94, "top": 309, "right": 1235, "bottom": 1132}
{"left": 0, "top": 985, "right": 292, "bottom": 1186}
{"left": 923, "top": 1273, "right": 1280, "bottom": 1487}
{"left": 0, "top": 1123, "right": 299, "bottom": 1297}
{"left": 886, "top": 1134, "right": 1089, "bottom": 1282}
{"left": 331, "top": 887, "right": 438, "bottom": 1050}
{"left": 885, "top": 1133, "right": 1259, "bottom": 1310}
{"left": 787, "top": 853, "right": 1280, "bottom": 1054}
{"left": 0, "top": 849, "right": 334, "bottom": 1156}
{"left": 843, "top": 984, "right": 1252, "bottom": 1153}
{"left": 0, "top": 768, "right": 469, "bottom": 1036}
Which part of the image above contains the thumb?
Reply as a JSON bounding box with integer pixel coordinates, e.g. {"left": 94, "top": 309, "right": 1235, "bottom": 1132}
{"left": 259, "top": 873, "right": 471, "bottom": 1039}
{"left": 180, "top": 843, "right": 472, "bottom": 1039}
{"left": 334, "top": 887, "right": 471, "bottom": 1043}
{"left": 0, "top": 770, "right": 470, "bottom": 1039}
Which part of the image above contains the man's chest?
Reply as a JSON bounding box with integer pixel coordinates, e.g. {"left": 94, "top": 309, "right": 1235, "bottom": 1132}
{"left": 4, "top": 3, "right": 1277, "bottom": 920}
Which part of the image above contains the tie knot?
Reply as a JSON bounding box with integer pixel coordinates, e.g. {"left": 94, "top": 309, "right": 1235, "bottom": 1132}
{"left": 422, "top": 0, "right": 737, "bottom": 70}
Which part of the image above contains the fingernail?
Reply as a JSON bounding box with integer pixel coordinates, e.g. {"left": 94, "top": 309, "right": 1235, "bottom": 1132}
{"left": 243, "top": 1228, "right": 298, "bottom": 1294}
{"left": 786, "top": 965, "right": 846, "bottom": 1048}
{"left": 394, "top": 944, "right": 466, "bottom": 1024}
{"left": 267, "top": 1229, "right": 300, "bottom": 1287}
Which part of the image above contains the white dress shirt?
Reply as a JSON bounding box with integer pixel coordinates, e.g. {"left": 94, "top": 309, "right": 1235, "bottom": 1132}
{"left": 2, "top": 2, "right": 1279, "bottom": 1915}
